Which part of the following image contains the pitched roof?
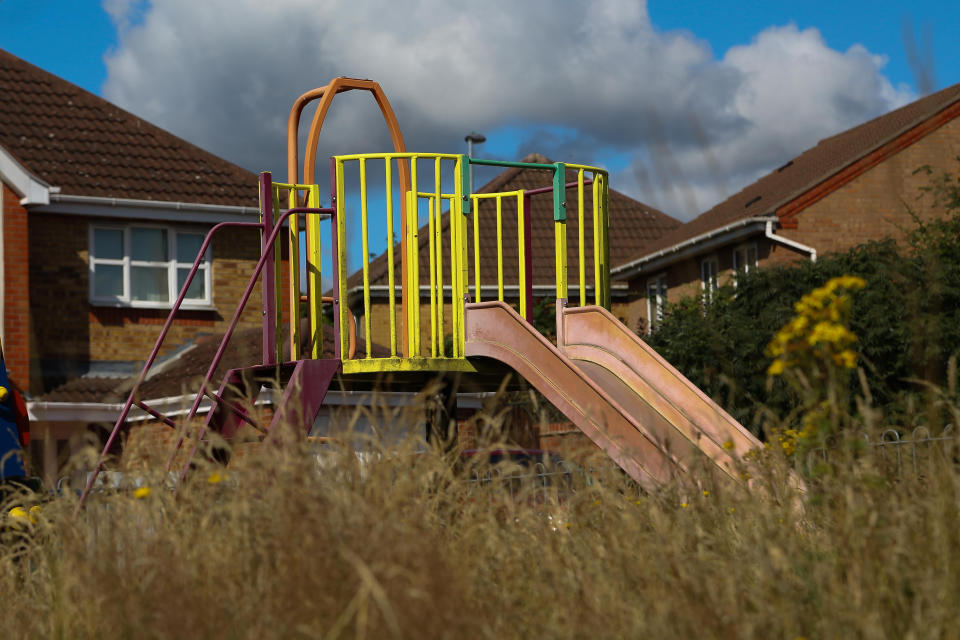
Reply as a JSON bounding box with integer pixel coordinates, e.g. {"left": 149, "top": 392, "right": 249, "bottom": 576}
{"left": 619, "top": 81, "right": 960, "bottom": 269}
{"left": 0, "top": 49, "right": 258, "bottom": 206}
{"left": 351, "top": 153, "right": 680, "bottom": 293}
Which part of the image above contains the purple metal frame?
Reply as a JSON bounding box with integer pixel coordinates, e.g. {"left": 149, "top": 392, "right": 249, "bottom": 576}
{"left": 77, "top": 188, "right": 335, "bottom": 510}
{"left": 519, "top": 179, "right": 593, "bottom": 322}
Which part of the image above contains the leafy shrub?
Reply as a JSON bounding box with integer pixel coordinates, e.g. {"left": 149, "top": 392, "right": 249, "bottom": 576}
{"left": 648, "top": 167, "right": 960, "bottom": 435}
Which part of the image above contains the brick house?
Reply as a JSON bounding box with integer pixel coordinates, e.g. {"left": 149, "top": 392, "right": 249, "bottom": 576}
{"left": 348, "top": 153, "right": 681, "bottom": 351}
{"left": 0, "top": 50, "right": 279, "bottom": 478}
{"left": 612, "top": 82, "right": 960, "bottom": 334}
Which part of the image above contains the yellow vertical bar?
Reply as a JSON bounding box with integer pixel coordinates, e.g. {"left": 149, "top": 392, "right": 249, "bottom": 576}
{"left": 436, "top": 195, "right": 449, "bottom": 357}
{"left": 288, "top": 187, "right": 301, "bottom": 360}
{"left": 496, "top": 195, "right": 504, "bottom": 302}
{"left": 555, "top": 220, "right": 567, "bottom": 300}
{"left": 335, "top": 160, "right": 349, "bottom": 361}
{"left": 592, "top": 173, "right": 601, "bottom": 307}
{"left": 602, "top": 174, "right": 611, "bottom": 309}
{"left": 472, "top": 194, "right": 480, "bottom": 303}
{"left": 307, "top": 185, "right": 323, "bottom": 359}
{"left": 427, "top": 196, "right": 437, "bottom": 357}
{"left": 434, "top": 157, "right": 444, "bottom": 357}
{"left": 577, "top": 168, "right": 586, "bottom": 307}
{"left": 360, "top": 159, "right": 372, "bottom": 358}
{"left": 517, "top": 192, "right": 526, "bottom": 320}
{"left": 407, "top": 157, "right": 420, "bottom": 357}
{"left": 271, "top": 190, "right": 283, "bottom": 364}
{"left": 452, "top": 155, "right": 465, "bottom": 358}
{"left": 385, "top": 158, "right": 397, "bottom": 357}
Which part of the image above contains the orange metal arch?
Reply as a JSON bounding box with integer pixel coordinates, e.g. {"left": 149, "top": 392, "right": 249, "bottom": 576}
{"left": 286, "top": 77, "right": 411, "bottom": 356}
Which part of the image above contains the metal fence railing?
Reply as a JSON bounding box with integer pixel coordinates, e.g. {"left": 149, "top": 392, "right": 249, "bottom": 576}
{"left": 807, "top": 425, "right": 955, "bottom": 477}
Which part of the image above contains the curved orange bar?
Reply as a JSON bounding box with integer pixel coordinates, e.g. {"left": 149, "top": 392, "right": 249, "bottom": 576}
{"left": 286, "top": 77, "right": 411, "bottom": 356}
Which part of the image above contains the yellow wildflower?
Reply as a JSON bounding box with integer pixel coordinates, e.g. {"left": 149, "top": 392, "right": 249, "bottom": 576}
{"left": 833, "top": 349, "right": 857, "bottom": 369}
{"left": 767, "top": 359, "right": 785, "bottom": 376}
{"left": 8, "top": 506, "right": 28, "bottom": 522}
{"left": 207, "top": 471, "right": 225, "bottom": 484}
{"left": 133, "top": 486, "right": 151, "bottom": 499}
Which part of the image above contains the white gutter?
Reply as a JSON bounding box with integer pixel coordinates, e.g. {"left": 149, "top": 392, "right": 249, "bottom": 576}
{"left": 611, "top": 216, "right": 776, "bottom": 280}
{"left": 0, "top": 145, "right": 52, "bottom": 205}
{"left": 764, "top": 219, "right": 817, "bottom": 262}
{"left": 38, "top": 193, "right": 260, "bottom": 224}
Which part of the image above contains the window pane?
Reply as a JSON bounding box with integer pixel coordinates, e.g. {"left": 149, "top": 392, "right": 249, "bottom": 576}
{"left": 131, "top": 228, "right": 168, "bottom": 262}
{"left": 131, "top": 266, "right": 169, "bottom": 302}
{"left": 177, "top": 232, "right": 205, "bottom": 263}
{"left": 94, "top": 264, "right": 123, "bottom": 298}
{"left": 94, "top": 228, "right": 124, "bottom": 260}
{"left": 177, "top": 267, "right": 206, "bottom": 300}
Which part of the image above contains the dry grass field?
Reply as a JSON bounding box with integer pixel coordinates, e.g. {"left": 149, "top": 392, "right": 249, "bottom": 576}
{"left": 3, "top": 389, "right": 960, "bottom": 639}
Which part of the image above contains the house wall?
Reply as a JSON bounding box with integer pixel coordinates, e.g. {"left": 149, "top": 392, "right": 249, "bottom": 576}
{"left": 626, "top": 114, "right": 960, "bottom": 334}
{"left": 2, "top": 183, "right": 31, "bottom": 392}
{"left": 624, "top": 237, "right": 789, "bottom": 334}
{"left": 780, "top": 114, "right": 960, "bottom": 253}
{"left": 29, "top": 213, "right": 284, "bottom": 393}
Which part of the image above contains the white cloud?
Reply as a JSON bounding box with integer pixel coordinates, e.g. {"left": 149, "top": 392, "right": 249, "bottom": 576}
{"left": 102, "top": 1, "right": 913, "bottom": 219}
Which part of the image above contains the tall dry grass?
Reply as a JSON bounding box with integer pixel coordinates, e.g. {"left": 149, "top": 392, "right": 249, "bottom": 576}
{"left": 3, "top": 394, "right": 960, "bottom": 639}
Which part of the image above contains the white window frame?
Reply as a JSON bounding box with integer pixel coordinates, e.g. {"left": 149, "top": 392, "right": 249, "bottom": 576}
{"left": 733, "top": 242, "right": 759, "bottom": 276}
{"left": 700, "top": 256, "right": 719, "bottom": 304}
{"left": 89, "top": 224, "right": 213, "bottom": 309}
{"left": 646, "top": 274, "right": 667, "bottom": 335}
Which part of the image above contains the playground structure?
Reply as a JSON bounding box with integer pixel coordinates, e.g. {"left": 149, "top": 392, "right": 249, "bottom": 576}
{"left": 80, "top": 77, "right": 762, "bottom": 503}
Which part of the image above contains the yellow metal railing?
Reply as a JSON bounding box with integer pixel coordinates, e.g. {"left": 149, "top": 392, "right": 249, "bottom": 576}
{"left": 334, "top": 153, "right": 468, "bottom": 371}
{"left": 468, "top": 191, "right": 526, "bottom": 316}
{"left": 321, "top": 154, "right": 609, "bottom": 373}
{"left": 554, "top": 164, "right": 609, "bottom": 309}
{"left": 268, "top": 181, "right": 322, "bottom": 361}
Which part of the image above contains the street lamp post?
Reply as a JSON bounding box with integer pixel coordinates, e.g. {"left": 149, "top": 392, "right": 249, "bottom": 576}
{"left": 464, "top": 131, "right": 486, "bottom": 194}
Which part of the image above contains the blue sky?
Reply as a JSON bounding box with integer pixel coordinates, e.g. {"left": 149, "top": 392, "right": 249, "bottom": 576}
{"left": 1, "top": 0, "right": 957, "bottom": 273}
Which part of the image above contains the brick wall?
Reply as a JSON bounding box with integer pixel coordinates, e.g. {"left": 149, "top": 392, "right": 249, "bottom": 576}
{"left": 29, "top": 214, "right": 284, "bottom": 392}
{"left": 2, "top": 183, "right": 31, "bottom": 392}
{"left": 626, "top": 113, "right": 960, "bottom": 332}
{"left": 781, "top": 115, "right": 960, "bottom": 252}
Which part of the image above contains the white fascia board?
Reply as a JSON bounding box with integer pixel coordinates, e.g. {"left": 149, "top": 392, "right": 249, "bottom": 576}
{"left": 0, "top": 145, "right": 51, "bottom": 205}
{"left": 610, "top": 216, "right": 777, "bottom": 280}
{"left": 34, "top": 193, "right": 260, "bottom": 224}
{"left": 27, "top": 389, "right": 490, "bottom": 422}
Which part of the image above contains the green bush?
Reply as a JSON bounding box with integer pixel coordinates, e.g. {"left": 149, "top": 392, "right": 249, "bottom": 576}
{"left": 648, "top": 166, "right": 960, "bottom": 436}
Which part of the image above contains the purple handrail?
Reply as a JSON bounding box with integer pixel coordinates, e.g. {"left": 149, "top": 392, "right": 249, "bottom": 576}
{"left": 76, "top": 220, "right": 261, "bottom": 510}
{"left": 171, "top": 206, "right": 332, "bottom": 482}
{"left": 77, "top": 206, "right": 332, "bottom": 510}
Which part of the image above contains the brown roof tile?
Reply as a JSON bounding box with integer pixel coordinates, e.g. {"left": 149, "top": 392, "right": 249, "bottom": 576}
{"left": 621, "top": 82, "right": 960, "bottom": 267}
{"left": 0, "top": 49, "right": 258, "bottom": 206}
{"left": 351, "top": 153, "right": 681, "bottom": 293}
{"left": 39, "top": 320, "right": 386, "bottom": 404}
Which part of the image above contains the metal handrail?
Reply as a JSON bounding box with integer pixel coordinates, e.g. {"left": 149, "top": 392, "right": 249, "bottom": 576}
{"left": 77, "top": 207, "right": 333, "bottom": 510}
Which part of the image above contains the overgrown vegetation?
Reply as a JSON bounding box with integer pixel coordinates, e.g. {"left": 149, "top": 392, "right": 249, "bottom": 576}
{"left": 648, "top": 163, "right": 960, "bottom": 435}
{"left": 3, "top": 390, "right": 960, "bottom": 638}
